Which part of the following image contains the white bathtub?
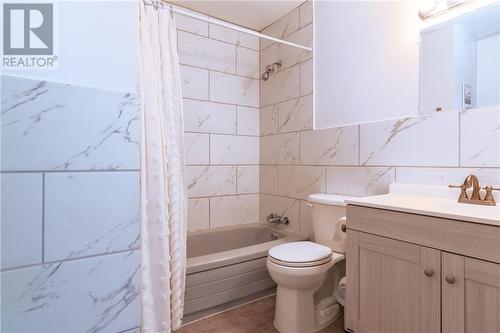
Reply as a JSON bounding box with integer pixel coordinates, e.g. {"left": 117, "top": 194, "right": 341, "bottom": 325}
{"left": 184, "top": 223, "right": 306, "bottom": 321}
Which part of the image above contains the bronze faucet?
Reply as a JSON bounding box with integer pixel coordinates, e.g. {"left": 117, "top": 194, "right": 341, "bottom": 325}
{"left": 449, "top": 174, "right": 498, "bottom": 206}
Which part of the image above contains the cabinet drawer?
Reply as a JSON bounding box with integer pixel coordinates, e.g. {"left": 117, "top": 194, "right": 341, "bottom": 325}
{"left": 347, "top": 205, "right": 500, "bottom": 263}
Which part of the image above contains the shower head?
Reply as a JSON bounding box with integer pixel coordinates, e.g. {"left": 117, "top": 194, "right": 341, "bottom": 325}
{"left": 261, "top": 61, "right": 282, "bottom": 81}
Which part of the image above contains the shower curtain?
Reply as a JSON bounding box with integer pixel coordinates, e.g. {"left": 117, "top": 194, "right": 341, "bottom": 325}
{"left": 138, "top": 2, "right": 187, "bottom": 332}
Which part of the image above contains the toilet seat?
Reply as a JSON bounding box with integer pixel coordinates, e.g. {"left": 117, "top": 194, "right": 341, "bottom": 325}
{"left": 268, "top": 241, "right": 333, "bottom": 267}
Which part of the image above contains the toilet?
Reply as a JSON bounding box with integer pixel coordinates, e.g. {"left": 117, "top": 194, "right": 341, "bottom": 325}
{"left": 267, "top": 193, "right": 354, "bottom": 333}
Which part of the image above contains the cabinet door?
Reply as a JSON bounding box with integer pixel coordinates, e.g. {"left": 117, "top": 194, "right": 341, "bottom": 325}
{"left": 346, "top": 231, "right": 441, "bottom": 333}
{"left": 442, "top": 253, "right": 500, "bottom": 333}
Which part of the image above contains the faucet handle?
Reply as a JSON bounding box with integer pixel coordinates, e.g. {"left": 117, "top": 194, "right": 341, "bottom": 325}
{"left": 448, "top": 184, "right": 468, "bottom": 189}
{"left": 482, "top": 186, "right": 499, "bottom": 206}
{"left": 483, "top": 186, "right": 500, "bottom": 191}
{"left": 449, "top": 184, "right": 469, "bottom": 200}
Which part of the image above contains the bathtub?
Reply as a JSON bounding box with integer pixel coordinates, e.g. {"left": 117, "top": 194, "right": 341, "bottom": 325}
{"left": 183, "top": 223, "right": 307, "bottom": 321}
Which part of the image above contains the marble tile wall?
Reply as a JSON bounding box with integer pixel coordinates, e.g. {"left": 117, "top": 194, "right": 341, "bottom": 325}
{"left": 176, "top": 12, "right": 261, "bottom": 231}
{"left": 259, "top": 1, "right": 500, "bottom": 237}
{"left": 1, "top": 75, "right": 141, "bottom": 332}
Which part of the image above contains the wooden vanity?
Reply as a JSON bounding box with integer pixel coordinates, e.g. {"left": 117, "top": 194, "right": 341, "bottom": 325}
{"left": 345, "top": 204, "right": 500, "bottom": 333}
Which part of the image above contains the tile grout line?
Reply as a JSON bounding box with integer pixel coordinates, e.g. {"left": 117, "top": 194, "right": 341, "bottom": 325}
{"left": 186, "top": 89, "right": 259, "bottom": 110}
{"left": 1, "top": 247, "right": 140, "bottom": 273}
{"left": 180, "top": 59, "right": 259, "bottom": 82}
{"left": 235, "top": 165, "right": 239, "bottom": 195}
{"left": 208, "top": 67, "right": 211, "bottom": 101}
{"left": 458, "top": 112, "right": 461, "bottom": 167}
{"left": 234, "top": 41, "right": 238, "bottom": 78}
{"left": 41, "top": 172, "right": 45, "bottom": 263}
{"left": 181, "top": 61, "right": 260, "bottom": 81}
{"left": 357, "top": 124, "right": 361, "bottom": 166}
{"left": 1, "top": 169, "right": 140, "bottom": 174}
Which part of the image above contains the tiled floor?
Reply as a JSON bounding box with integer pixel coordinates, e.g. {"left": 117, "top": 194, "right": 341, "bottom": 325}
{"left": 176, "top": 295, "right": 345, "bottom": 333}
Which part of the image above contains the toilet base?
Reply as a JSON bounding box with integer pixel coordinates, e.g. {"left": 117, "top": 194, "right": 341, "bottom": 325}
{"left": 273, "top": 286, "right": 341, "bottom": 333}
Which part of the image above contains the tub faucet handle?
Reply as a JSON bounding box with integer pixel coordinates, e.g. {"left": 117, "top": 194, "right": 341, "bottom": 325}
{"left": 266, "top": 213, "right": 289, "bottom": 225}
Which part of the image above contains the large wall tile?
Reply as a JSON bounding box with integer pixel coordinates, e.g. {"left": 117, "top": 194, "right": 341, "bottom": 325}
{"left": 188, "top": 198, "right": 210, "bottom": 231}
{"left": 360, "top": 112, "right": 459, "bottom": 166}
{"left": 210, "top": 135, "right": 259, "bottom": 164}
{"left": 460, "top": 106, "right": 500, "bottom": 167}
{"left": 300, "top": 59, "right": 313, "bottom": 96}
{"left": 210, "top": 194, "right": 259, "bottom": 227}
{"left": 326, "top": 166, "right": 395, "bottom": 196}
{"left": 237, "top": 47, "right": 259, "bottom": 79}
{"left": 1, "top": 76, "right": 139, "bottom": 171}
{"left": 396, "top": 167, "right": 500, "bottom": 200}
{"left": 300, "top": 125, "right": 358, "bottom": 165}
{"left": 237, "top": 106, "right": 260, "bottom": 136}
{"left": 260, "top": 194, "right": 300, "bottom": 234}
{"left": 186, "top": 166, "right": 237, "bottom": 197}
{"left": 260, "top": 105, "right": 279, "bottom": 136}
{"left": 261, "top": 66, "right": 300, "bottom": 106}
{"left": 237, "top": 166, "right": 260, "bottom": 194}
{"left": 209, "top": 24, "right": 259, "bottom": 50}
{"left": 1, "top": 251, "right": 139, "bottom": 333}
{"left": 260, "top": 166, "right": 279, "bottom": 195}
{"left": 260, "top": 7, "right": 300, "bottom": 49}
{"left": 278, "top": 166, "right": 325, "bottom": 200}
{"left": 178, "top": 31, "right": 236, "bottom": 73}
{"left": 180, "top": 65, "right": 209, "bottom": 100}
{"left": 184, "top": 132, "right": 209, "bottom": 165}
{"left": 210, "top": 72, "right": 259, "bottom": 107}
{"left": 279, "top": 24, "right": 313, "bottom": 70}
{"left": 299, "top": 1, "right": 313, "bottom": 27}
{"left": 183, "top": 99, "right": 236, "bottom": 134}
{"left": 1, "top": 173, "right": 42, "bottom": 269}
{"left": 261, "top": 133, "right": 299, "bottom": 165}
{"left": 175, "top": 13, "right": 208, "bottom": 36}
{"left": 44, "top": 172, "right": 139, "bottom": 261}
{"left": 278, "top": 95, "right": 313, "bottom": 133}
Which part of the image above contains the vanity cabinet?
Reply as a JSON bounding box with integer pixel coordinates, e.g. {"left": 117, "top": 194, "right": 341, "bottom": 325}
{"left": 442, "top": 253, "right": 500, "bottom": 333}
{"left": 345, "top": 205, "right": 500, "bottom": 333}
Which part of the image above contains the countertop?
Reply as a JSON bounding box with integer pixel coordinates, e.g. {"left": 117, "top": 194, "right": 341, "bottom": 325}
{"left": 346, "top": 184, "right": 500, "bottom": 227}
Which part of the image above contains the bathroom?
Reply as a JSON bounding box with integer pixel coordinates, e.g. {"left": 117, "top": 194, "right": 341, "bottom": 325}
{"left": 1, "top": 0, "right": 499, "bottom": 332}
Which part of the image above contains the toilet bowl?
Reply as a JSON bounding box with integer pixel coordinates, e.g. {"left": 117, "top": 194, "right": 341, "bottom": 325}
{"left": 267, "top": 194, "right": 355, "bottom": 333}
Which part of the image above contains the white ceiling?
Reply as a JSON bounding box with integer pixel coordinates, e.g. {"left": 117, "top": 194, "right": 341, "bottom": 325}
{"left": 170, "top": 0, "right": 304, "bottom": 31}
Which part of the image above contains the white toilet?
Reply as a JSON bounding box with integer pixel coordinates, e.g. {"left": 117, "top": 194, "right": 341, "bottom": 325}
{"left": 267, "top": 193, "right": 353, "bottom": 333}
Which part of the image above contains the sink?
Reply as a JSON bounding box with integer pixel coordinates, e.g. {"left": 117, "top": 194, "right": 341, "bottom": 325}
{"left": 346, "top": 183, "right": 500, "bottom": 226}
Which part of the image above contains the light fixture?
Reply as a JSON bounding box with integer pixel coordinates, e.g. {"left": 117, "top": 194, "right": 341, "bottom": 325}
{"left": 418, "top": 0, "right": 451, "bottom": 19}
{"left": 419, "top": 0, "right": 498, "bottom": 29}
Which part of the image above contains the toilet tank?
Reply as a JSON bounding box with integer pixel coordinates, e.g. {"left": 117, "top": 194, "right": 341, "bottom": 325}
{"left": 307, "top": 194, "right": 356, "bottom": 253}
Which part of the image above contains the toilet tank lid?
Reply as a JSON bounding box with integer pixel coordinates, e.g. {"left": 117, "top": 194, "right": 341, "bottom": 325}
{"left": 308, "top": 193, "right": 357, "bottom": 206}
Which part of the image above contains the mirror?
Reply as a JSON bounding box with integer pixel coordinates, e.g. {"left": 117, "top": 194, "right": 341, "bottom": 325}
{"left": 314, "top": 1, "right": 500, "bottom": 129}
{"left": 420, "top": 2, "right": 500, "bottom": 114}
{"left": 313, "top": 1, "right": 421, "bottom": 129}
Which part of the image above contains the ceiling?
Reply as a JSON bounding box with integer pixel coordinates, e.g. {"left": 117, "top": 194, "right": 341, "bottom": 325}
{"left": 170, "top": 0, "right": 304, "bottom": 31}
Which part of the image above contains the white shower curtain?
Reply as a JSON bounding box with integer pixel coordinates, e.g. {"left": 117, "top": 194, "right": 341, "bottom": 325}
{"left": 138, "top": 2, "right": 187, "bottom": 332}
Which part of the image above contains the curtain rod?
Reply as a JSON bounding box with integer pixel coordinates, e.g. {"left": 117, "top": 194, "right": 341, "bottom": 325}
{"left": 144, "top": 1, "right": 313, "bottom": 52}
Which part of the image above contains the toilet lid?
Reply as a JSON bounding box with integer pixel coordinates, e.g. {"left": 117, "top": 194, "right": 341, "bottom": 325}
{"left": 268, "top": 241, "right": 332, "bottom": 264}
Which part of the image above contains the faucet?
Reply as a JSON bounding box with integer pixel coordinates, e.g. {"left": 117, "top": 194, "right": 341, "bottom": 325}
{"left": 266, "top": 213, "right": 289, "bottom": 225}
{"left": 463, "top": 174, "right": 481, "bottom": 200}
{"left": 449, "top": 174, "right": 498, "bottom": 206}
